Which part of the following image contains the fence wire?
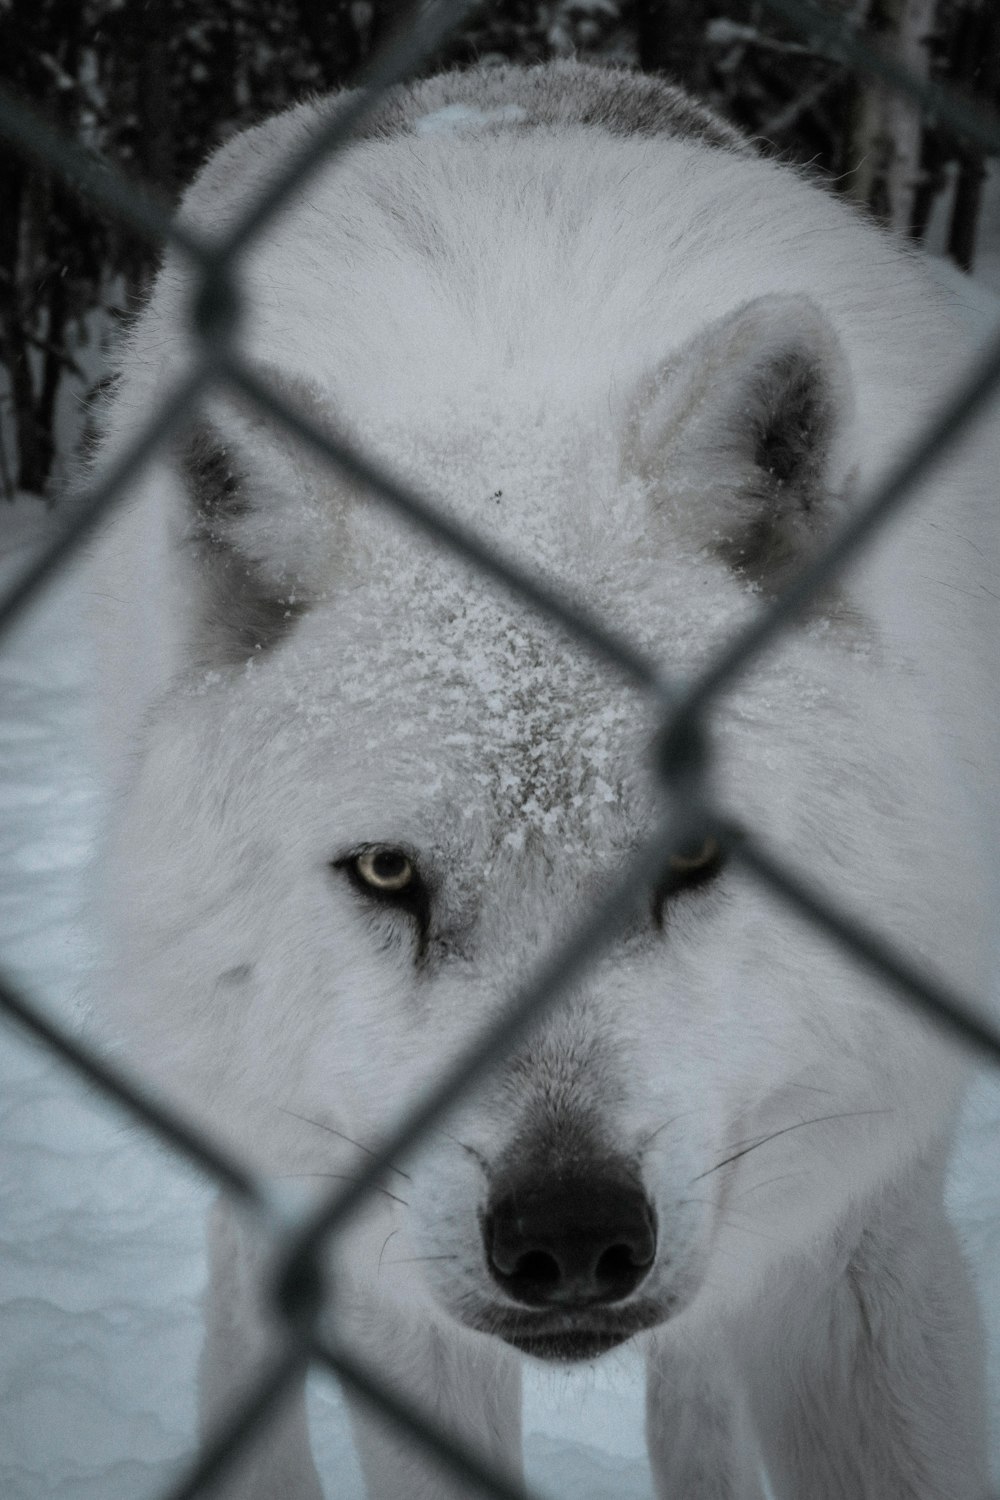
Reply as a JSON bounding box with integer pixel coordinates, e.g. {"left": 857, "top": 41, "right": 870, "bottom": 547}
{"left": 2, "top": 3, "right": 1000, "bottom": 1497}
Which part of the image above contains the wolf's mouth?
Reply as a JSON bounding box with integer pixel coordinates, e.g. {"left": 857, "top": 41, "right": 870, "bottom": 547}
{"left": 469, "top": 1299, "right": 667, "bottom": 1363}
{"left": 498, "top": 1327, "right": 635, "bottom": 1361}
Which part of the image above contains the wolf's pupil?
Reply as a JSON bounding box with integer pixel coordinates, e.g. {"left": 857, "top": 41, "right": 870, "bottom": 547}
{"left": 353, "top": 847, "right": 414, "bottom": 893}
{"left": 668, "top": 836, "right": 720, "bottom": 873}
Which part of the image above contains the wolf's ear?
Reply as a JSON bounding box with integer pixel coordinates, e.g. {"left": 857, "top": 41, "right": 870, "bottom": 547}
{"left": 178, "top": 372, "right": 346, "bottom": 663}
{"left": 623, "top": 294, "right": 856, "bottom": 584}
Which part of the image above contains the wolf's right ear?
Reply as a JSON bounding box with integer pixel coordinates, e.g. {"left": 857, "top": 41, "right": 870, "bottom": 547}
{"left": 178, "top": 373, "right": 347, "bottom": 663}
{"left": 623, "top": 294, "right": 857, "bottom": 586}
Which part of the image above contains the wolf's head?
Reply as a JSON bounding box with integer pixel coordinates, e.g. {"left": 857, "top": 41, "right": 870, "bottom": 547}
{"left": 98, "top": 272, "right": 977, "bottom": 1360}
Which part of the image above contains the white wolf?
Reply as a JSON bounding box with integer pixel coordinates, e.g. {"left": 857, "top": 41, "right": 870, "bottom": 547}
{"left": 91, "top": 60, "right": 996, "bottom": 1499}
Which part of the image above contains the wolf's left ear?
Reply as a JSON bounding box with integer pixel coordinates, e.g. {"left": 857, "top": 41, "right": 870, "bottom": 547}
{"left": 184, "top": 370, "right": 348, "bottom": 593}
{"left": 623, "top": 294, "right": 856, "bottom": 583}
{"left": 177, "top": 370, "right": 351, "bottom": 663}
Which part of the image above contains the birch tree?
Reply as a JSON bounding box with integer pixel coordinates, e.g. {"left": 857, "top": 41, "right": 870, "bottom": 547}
{"left": 845, "top": 0, "right": 938, "bottom": 230}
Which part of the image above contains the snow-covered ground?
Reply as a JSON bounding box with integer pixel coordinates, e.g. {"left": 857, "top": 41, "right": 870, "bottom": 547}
{"left": 2, "top": 257, "right": 1000, "bottom": 1496}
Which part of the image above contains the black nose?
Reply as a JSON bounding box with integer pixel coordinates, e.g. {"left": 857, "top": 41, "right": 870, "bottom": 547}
{"left": 483, "top": 1167, "right": 656, "bottom": 1308}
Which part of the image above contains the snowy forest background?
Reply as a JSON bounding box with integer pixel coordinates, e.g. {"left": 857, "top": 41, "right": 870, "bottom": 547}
{"left": 3, "top": 0, "right": 1000, "bottom": 499}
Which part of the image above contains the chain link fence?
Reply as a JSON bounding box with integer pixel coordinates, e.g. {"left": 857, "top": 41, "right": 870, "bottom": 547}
{"left": 2, "top": 1, "right": 1000, "bottom": 1495}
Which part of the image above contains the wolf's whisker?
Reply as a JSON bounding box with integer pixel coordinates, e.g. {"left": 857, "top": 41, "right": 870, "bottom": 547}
{"left": 693, "top": 1110, "right": 893, "bottom": 1182}
{"left": 278, "top": 1106, "right": 412, "bottom": 1182}
{"left": 277, "top": 1172, "right": 409, "bottom": 1208}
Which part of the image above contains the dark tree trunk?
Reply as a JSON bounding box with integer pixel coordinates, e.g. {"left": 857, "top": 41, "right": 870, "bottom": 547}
{"left": 635, "top": 0, "right": 707, "bottom": 87}
{"left": 134, "top": 0, "right": 173, "bottom": 192}
{"left": 0, "top": 0, "right": 90, "bottom": 495}
{"left": 946, "top": 1, "right": 1000, "bottom": 271}
{"left": 0, "top": 164, "right": 53, "bottom": 495}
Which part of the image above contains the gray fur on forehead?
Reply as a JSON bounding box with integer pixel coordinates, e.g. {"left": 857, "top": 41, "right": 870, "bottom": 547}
{"left": 337, "top": 60, "right": 752, "bottom": 154}
{"left": 288, "top": 565, "right": 653, "bottom": 843}
{"left": 253, "top": 414, "right": 758, "bottom": 844}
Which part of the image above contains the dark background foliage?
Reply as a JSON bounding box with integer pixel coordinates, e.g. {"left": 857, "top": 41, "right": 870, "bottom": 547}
{"left": 1, "top": 0, "right": 998, "bottom": 496}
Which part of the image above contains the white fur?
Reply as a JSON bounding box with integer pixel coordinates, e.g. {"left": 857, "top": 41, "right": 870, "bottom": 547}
{"left": 89, "top": 61, "right": 997, "bottom": 1498}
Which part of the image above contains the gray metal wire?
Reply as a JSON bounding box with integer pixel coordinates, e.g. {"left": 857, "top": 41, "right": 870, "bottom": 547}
{"left": 2, "top": 4, "right": 999, "bottom": 1497}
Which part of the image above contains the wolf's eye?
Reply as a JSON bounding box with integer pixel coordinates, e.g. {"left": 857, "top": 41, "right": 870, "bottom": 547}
{"left": 667, "top": 836, "right": 721, "bottom": 878}
{"left": 333, "top": 845, "right": 430, "bottom": 954}
{"left": 652, "top": 836, "right": 725, "bottom": 925}
{"left": 355, "top": 847, "right": 415, "bottom": 893}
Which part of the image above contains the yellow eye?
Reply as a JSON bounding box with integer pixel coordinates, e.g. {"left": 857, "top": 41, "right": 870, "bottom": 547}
{"left": 354, "top": 847, "right": 415, "bottom": 893}
{"left": 668, "top": 836, "right": 721, "bottom": 874}
{"left": 653, "top": 835, "right": 725, "bottom": 928}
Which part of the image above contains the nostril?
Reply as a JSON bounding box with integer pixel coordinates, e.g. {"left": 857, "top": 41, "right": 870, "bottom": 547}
{"left": 596, "top": 1241, "right": 650, "bottom": 1289}
{"left": 513, "top": 1250, "right": 560, "bottom": 1287}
